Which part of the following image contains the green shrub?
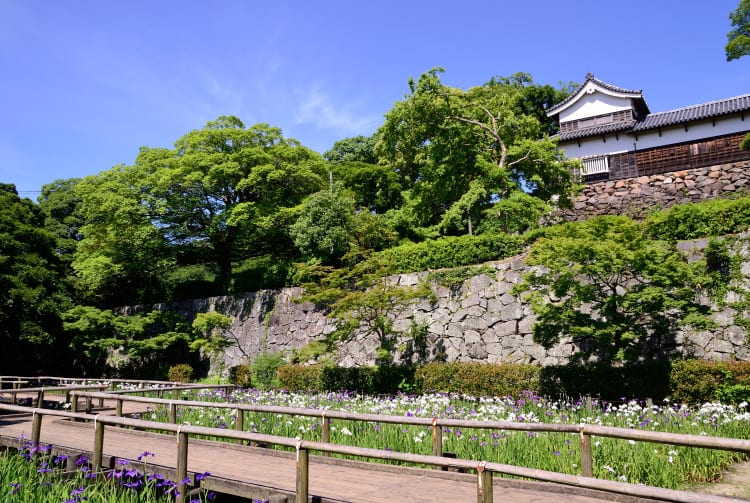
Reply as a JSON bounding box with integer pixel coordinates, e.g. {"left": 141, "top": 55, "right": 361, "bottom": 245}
{"left": 231, "top": 256, "right": 294, "bottom": 293}
{"left": 252, "top": 352, "right": 285, "bottom": 389}
{"left": 373, "top": 233, "right": 526, "bottom": 274}
{"left": 278, "top": 364, "right": 327, "bottom": 392}
{"left": 167, "top": 363, "right": 193, "bottom": 383}
{"left": 644, "top": 196, "right": 750, "bottom": 241}
{"left": 229, "top": 364, "right": 253, "bottom": 388}
{"left": 539, "top": 361, "right": 671, "bottom": 401}
{"left": 415, "top": 362, "right": 540, "bottom": 397}
{"left": 164, "top": 264, "right": 222, "bottom": 301}
{"left": 670, "top": 360, "right": 750, "bottom": 404}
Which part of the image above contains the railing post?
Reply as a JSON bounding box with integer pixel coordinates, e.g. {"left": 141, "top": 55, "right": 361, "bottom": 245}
{"left": 296, "top": 442, "right": 308, "bottom": 503}
{"left": 579, "top": 427, "right": 593, "bottom": 478}
{"left": 116, "top": 398, "right": 123, "bottom": 417}
{"left": 31, "top": 411, "right": 42, "bottom": 448}
{"left": 98, "top": 389, "right": 104, "bottom": 407}
{"left": 235, "top": 408, "right": 244, "bottom": 445}
{"left": 86, "top": 397, "right": 92, "bottom": 414}
{"left": 71, "top": 393, "right": 78, "bottom": 413}
{"left": 476, "top": 462, "right": 492, "bottom": 503}
{"left": 176, "top": 430, "right": 189, "bottom": 503}
{"left": 321, "top": 413, "right": 330, "bottom": 457}
{"left": 169, "top": 402, "right": 177, "bottom": 424}
{"left": 432, "top": 417, "right": 443, "bottom": 459}
{"left": 10, "top": 390, "right": 16, "bottom": 405}
{"left": 93, "top": 420, "right": 104, "bottom": 472}
{"left": 36, "top": 389, "right": 44, "bottom": 408}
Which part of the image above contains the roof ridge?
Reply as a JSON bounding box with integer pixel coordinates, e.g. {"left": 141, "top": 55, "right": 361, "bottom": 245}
{"left": 645, "top": 93, "right": 750, "bottom": 117}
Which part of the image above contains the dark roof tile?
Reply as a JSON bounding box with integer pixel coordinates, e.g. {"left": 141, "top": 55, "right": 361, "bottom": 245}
{"left": 633, "top": 94, "right": 750, "bottom": 131}
{"left": 558, "top": 120, "right": 636, "bottom": 141}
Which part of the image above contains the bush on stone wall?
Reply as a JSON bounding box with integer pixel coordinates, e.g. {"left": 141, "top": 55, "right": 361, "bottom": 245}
{"left": 373, "top": 233, "right": 527, "bottom": 274}
{"left": 415, "top": 362, "right": 540, "bottom": 397}
{"left": 167, "top": 363, "right": 193, "bottom": 383}
{"left": 669, "top": 359, "right": 750, "bottom": 404}
{"left": 644, "top": 196, "right": 750, "bottom": 241}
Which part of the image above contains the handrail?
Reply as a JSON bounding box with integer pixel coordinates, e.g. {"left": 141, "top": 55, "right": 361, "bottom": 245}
{"left": 69, "top": 390, "right": 750, "bottom": 454}
{"left": 0, "top": 403, "right": 738, "bottom": 503}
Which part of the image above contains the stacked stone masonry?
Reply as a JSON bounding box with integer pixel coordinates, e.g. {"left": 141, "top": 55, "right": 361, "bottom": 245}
{"left": 564, "top": 160, "right": 750, "bottom": 221}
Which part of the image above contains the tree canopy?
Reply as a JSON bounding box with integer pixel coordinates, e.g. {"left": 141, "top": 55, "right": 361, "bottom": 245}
{"left": 726, "top": 0, "right": 750, "bottom": 61}
{"left": 376, "top": 69, "right": 579, "bottom": 236}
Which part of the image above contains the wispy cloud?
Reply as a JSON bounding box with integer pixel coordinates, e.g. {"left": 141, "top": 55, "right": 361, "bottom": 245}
{"left": 294, "top": 86, "right": 379, "bottom": 135}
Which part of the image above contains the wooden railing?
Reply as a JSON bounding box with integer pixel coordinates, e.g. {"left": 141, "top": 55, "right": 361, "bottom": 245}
{"left": 64, "top": 391, "right": 750, "bottom": 503}
{"left": 0, "top": 402, "right": 743, "bottom": 503}
{"left": 0, "top": 384, "right": 109, "bottom": 406}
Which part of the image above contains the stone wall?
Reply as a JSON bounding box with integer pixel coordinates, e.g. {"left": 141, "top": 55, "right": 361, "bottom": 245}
{"left": 161, "top": 250, "right": 749, "bottom": 374}
{"left": 565, "top": 160, "right": 750, "bottom": 221}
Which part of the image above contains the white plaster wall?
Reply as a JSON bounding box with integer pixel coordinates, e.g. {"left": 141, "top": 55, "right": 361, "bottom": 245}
{"left": 558, "top": 116, "right": 750, "bottom": 159}
{"left": 559, "top": 91, "right": 633, "bottom": 122}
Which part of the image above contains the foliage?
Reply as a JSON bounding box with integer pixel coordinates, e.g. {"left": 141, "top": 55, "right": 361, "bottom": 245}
{"left": 427, "top": 265, "right": 497, "bottom": 290}
{"left": 374, "top": 232, "right": 526, "bottom": 274}
{"left": 63, "top": 306, "right": 194, "bottom": 376}
{"left": 0, "top": 184, "right": 71, "bottom": 373}
{"left": 331, "top": 161, "right": 404, "bottom": 214}
{"left": 643, "top": 195, "right": 750, "bottom": 241}
{"left": 726, "top": 0, "right": 750, "bottom": 61}
{"left": 324, "top": 134, "right": 379, "bottom": 165}
{"left": 167, "top": 363, "right": 193, "bottom": 382}
{"left": 229, "top": 364, "right": 253, "bottom": 387}
{"left": 37, "top": 177, "right": 84, "bottom": 265}
{"left": 415, "top": 362, "right": 540, "bottom": 397}
{"left": 251, "top": 351, "right": 285, "bottom": 389}
{"left": 290, "top": 183, "right": 356, "bottom": 264}
{"left": 376, "top": 68, "right": 579, "bottom": 235}
{"left": 135, "top": 116, "right": 326, "bottom": 287}
{"left": 538, "top": 361, "right": 672, "bottom": 401}
{"left": 670, "top": 359, "right": 750, "bottom": 404}
{"left": 72, "top": 165, "right": 173, "bottom": 306}
{"left": 299, "top": 255, "right": 433, "bottom": 364}
{"left": 289, "top": 340, "right": 330, "bottom": 364}
{"left": 476, "top": 191, "right": 552, "bottom": 235}
{"left": 190, "top": 311, "right": 245, "bottom": 358}
{"left": 517, "top": 216, "right": 716, "bottom": 363}
{"left": 277, "top": 363, "right": 327, "bottom": 391}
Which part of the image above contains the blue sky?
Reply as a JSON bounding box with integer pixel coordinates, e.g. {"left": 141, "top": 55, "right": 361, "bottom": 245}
{"left": 2, "top": 0, "right": 749, "bottom": 196}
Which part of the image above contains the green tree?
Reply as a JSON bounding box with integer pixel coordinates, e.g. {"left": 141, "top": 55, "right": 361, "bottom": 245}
{"left": 332, "top": 161, "right": 404, "bottom": 214}
{"left": 290, "top": 183, "right": 356, "bottom": 264}
{"left": 72, "top": 165, "right": 172, "bottom": 306}
{"left": 299, "top": 256, "right": 433, "bottom": 364}
{"left": 63, "top": 305, "right": 194, "bottom": 377}
{"left": 515, "top": 216, "right": 715, "bottom": 363}
{"left": 377, "top": 69, "right": 578, "bottom": 236}
{"left": 324, "top": 134, "right": 379, "bottom": 165}
{"left": 726, "top": 0, "right": 750, "bottom": 61}
{"left": 37, "top": 178, "right": 84, "bottom": 266}
{"left": 138, "top": 116, "right": 327, "bottom": 287}
{"left": 0, "top": 184, "right": 71, "bottom": 373}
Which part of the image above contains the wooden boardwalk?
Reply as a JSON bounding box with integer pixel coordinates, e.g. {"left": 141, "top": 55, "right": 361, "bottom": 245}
{"left": 0, "top": 407, "right": 650, "bottom": 503}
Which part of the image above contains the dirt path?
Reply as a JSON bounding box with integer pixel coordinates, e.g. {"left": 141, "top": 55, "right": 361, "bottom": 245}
{"left": 698, "top": 460, "right": 750, "bottom": 500}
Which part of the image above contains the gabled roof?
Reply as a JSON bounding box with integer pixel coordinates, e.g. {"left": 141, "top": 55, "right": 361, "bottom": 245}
{"left": 633, "top": 94, "right": 750, "bottom": 132}
{"left": 546, "top": 73, "right": 648, "bottom": 117}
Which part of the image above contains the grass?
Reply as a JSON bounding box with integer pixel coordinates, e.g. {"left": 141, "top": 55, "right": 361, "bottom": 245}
{"left": 139, "top": 388, "right": 750, "bottom": 490}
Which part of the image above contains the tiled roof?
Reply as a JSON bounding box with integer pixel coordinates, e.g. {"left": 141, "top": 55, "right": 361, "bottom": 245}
{"left": 547, "top": 73, "right": 643, "bottom": 116}
{"left": 633, "top": 94, "right": 750, "bottom": 132}
{"left": 558, "top": 120, "right": 636, "bottom": 141}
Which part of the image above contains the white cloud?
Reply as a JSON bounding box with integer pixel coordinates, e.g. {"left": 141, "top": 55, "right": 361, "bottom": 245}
{"left": 294, "top": 86, "right": 379, "bottom": 135}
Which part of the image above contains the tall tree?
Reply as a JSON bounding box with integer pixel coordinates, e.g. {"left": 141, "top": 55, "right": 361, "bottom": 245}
{"left": 726, "top": 0, "right": 750, "bottom": 61}
{"left": 377, "top": 69, "right": 578, "bottom": 236}
{"left": 139, "top": 116, "right": 327, "bottom": 285}
{"left": 324, "top": 134, "right": 379, "bottom": 165}
{"left": 0, "top": 184, "right": 71, "bottom": 373}
{"left": 515, "top": 216, "right": 715, "bottom": 363}
{"left": 73, "top": 165, "right": 172, "bottom": 306}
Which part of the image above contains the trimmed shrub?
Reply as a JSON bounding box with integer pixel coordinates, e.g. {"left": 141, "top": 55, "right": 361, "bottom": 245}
{"left": 539, "top": 361, "right": 671, "bottom": 401}
{"left": 415, "top": 362, "right": 540, "bottom": 397}
{"left": 229, "top": 364, "right": 253, "bottom": 388}
{"left": 374, "top": 233, "right": 526, "bottom": 274}
{"left": 644, "top": 196, "right": 750, "bottom": 241}
{"left": 278, "top": 364, "right": 327, "bottom": 392}
{"left": 167, "top": 363, "right": 193, "bottom": 383}
{"left": 670, "top": 360, "right": 750, "bottom": 404}
{"left": 252, "top": 352, "right": 285, "bottom": 390}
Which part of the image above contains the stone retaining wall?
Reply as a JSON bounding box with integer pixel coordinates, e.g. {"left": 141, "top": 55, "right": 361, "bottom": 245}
{"left": 565, "top": 160, "right": 750, "bottom": 221}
